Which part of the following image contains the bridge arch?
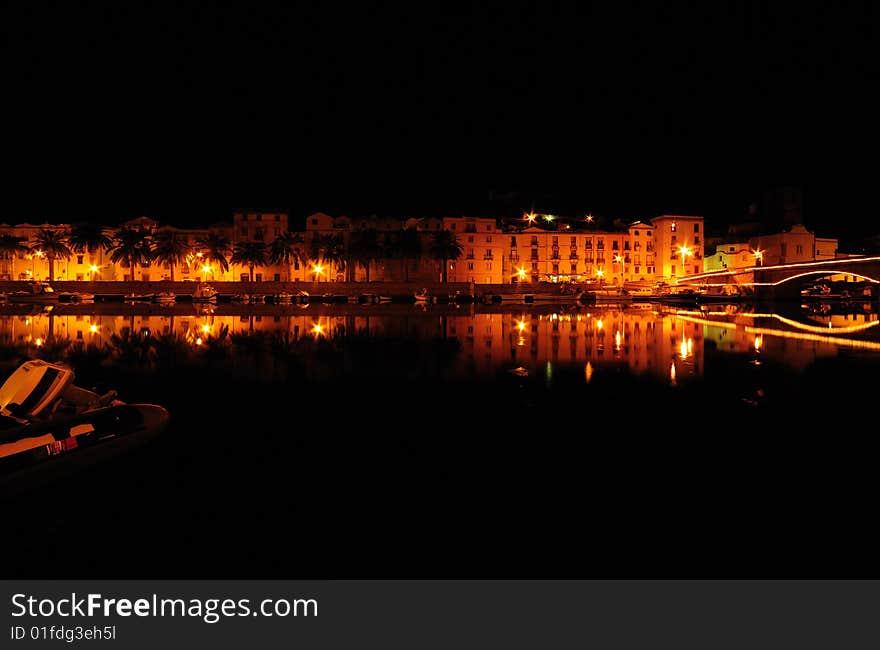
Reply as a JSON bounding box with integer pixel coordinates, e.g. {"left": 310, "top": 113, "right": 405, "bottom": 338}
{"left": 767, "top": 269, "right": 880, "bottom": 286}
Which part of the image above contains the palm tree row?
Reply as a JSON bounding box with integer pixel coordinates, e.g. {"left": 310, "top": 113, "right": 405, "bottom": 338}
{"left": 0, "top": 225, "right": 464, "bottom": 282}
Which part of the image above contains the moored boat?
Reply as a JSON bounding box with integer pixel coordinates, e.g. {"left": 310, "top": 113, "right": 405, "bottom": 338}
{"left": 0, "top": 360, "right": 169, "bottom": 492}
{"left": 192, "top": 284, "right": 218, "bottom": 303}
{"left": 9, "top": 281, "right": 59, "bottom": 303}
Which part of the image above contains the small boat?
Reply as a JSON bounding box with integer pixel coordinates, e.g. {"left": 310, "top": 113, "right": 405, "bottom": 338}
{"left": 507, "top": 366, "right": 529, "bottom": 377}
{"left": 275, "top": 292, "right": 293, "bottom": 304}
{"left": 191, "top": 284, "right": 218, "bottom": 303}
{"left": 9, "top": 281, "right": 59, "bottom": 303}
{"left": 0, "top": 360, "right": 169, "bottom": 492}
{"left": 58, "top": 291, "right": 96, "bottom": 303}
{"left": 414, "top": 289, "right": 435, "bottom": 303}
{"left": 125, "top": 293, "right": 155, "bottom": 302}
{"left": 153, "top": 291, "right": 176, "bottom": 304}
{"left": 296, "top": 291, "right": 310, "bottom": 305}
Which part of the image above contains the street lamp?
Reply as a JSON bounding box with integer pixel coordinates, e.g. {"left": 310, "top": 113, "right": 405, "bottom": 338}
{"left": 752, "top": 248, "right": 764, "bottom": 266}
{"left": 312, "top": 264, "right": 325, "bottom": 282}
{"left": 202, "top": 264, "right": 211, "bottom": 281}
{"left": 515, "top": 266, "right": 528, "bottom": 282}
{"left": 524, "top": 212, "right": 537, "bottom": 224}
{"left": 676, "top": 244, "right": 693, "bottom": 277}
{"left": 89, "top": 264, "right": 98, "bottom": 281}
{"left": 614, "top": 254, "right": 625, "bottom": 286}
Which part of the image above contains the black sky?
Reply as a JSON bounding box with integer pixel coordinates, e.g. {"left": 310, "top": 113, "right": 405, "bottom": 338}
{"left": 6, "top": 2, "right": 877, "bottom": 242}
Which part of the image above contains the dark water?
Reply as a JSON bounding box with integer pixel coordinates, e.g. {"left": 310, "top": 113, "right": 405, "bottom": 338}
{"left": 2, "top": 301, "right": 878, "bottom": 577}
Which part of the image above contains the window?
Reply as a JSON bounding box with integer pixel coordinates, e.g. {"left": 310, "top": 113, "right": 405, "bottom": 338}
{"left": 530, "top": 249, "right": 538, "bottom": 260}
{"left": 552, "top": 236, "right": 558, "bottom": 245}
{"left": 694, "top": 223, "right": 699, "bottom": 233}
{"left": 694, "top": 266, "right": 699, "bottom": 274}
{"left": 486, "top": 263, "right": 492, "bottom": 270}
{"left": 486, "top": 225, "right": 491, "bottom": 231}
{"left": 646, "top": 231, "right": 652, "bottom": 237}
{"left": 671, "top": 222, "right": 677, "bottom": 232}
{"left": 274, "top": 273, "right": 281, "bottom": 281}
{"left": 275, "top": 215, "right": 280, "bottom": 222}
{"left": 294, "top": 259, "right": 300, "bottom": 270}
{"left": 77, "top": 255, "right": 84, "bottom": 264}
{"left": 486, "top": 236, "right": 492, "bottom": 243}
{"left": 467, "top": 262, "right": 474, "bottom": 270}
{"left": 672, "top": 266, "right": 676, "bottom": 275}
{"left": 552, "top": 263, "right": 559, "bottom": 274}
{"left": 485, "top": 249, "right": 493, "bottom": 258}
{"left": 311, "top": 219, "right": 318, "bottom": 225}
{"left": 584, "top": 239, "right": 592, "bottom": 249}
{"left": 634, "top": 230, "right": 640, "bottom": 236}
{"left": 255, "top": 273, "right": 262, "bottom": 282}
{"left": 240, "top": 273, "right": 249, "bottom": 281}
{"left": 612, "top": 240, "right": 619, "bottom": 250}
{"left": 635, "top": 255, "right": 641, "bottom": 265}
{"left": 570, "top": 264, "right": 577, "bottom": 274}
{"left": 256, "top": 215, "right": 262, "bottom": 221}
{"left": 531, "top": 236, "right": 538, "bottom": 246}
{"left": 531, "top": 262, "right": 539, "bottom": 273}
{"left": 796, "top": 244, "right": 803, "bottom": 255}
{"left": 624, "top": 241, "right": 630, "bottom": 250}
{"left": 570, "top": 237, "right": 576, "bottom": 246}
{"left": 694, "top": 236, "right": 700, "bottom": 244}
{"left": 510, "top": 237, "right": 517, "bottom": 247}
{"left": 254, "top": 228, "right": 264, "bottom": 241}
{"left": 597, "top": 239, "right": 604, "bottom": 249}
{"left": 467, "top": 248, "right": 474, "bottom": 259}
{"left": 467, "top": 236, "right": 474, "bottom": 243}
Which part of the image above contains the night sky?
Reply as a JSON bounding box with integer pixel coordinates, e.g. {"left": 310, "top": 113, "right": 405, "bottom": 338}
{"left": 7, "top": 2, "right": 877, "bottom": 245}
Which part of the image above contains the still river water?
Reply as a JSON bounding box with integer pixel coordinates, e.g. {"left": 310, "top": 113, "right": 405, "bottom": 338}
{"left": 2, "top": 299, "right": 879, "bottom": 577}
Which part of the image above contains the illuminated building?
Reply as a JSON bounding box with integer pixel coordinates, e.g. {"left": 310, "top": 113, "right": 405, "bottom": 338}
{"left": 650, "top": 215, "right": 705, "bottom": 281}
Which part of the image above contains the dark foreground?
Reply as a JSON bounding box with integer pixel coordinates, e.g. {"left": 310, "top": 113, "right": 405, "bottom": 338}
{"left": 1, "top": 311, "right": 878, "bottom": 578}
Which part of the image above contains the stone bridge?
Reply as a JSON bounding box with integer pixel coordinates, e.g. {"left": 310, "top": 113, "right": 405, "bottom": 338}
{"left": 677, "top": 256, "right": 880, "bottom": 300}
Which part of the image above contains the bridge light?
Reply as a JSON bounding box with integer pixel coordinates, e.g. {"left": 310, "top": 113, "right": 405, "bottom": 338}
{"left": 752, "top": 248, "right": 764, "bottom": 266}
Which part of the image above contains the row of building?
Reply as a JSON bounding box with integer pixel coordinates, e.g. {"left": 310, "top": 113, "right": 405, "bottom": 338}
{"left": 0, "top": 211, "right": 839, "bottom": 285}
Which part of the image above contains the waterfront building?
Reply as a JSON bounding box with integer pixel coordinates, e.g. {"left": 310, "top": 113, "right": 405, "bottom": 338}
{"left": 703, "top": 242, "right": 755, "bottom": 272}
{"left": 650, "top": 215, "right": 704, "bottom": 281}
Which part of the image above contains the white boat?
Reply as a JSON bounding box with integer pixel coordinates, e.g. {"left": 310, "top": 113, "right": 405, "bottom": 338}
{"left": 125, "top": 293, "right": 154, "bottom": 302}
{"left": 154, "top": 291, "right": 176, "bottom": 303}
{"left": 0, "top": 360, "right": 169, "bottom": 492}
{"left": 59, "top": 291, "right": 96, "bottom": 302}
{"left": 414, "top": 289, "right": 435, "bottom": 303}
{"left": 275, "top": 292, "right": 293, "bottom": 304}
{"left": 192, "top": 284, "right": 218, "bottom": 302}
{"left": 9, "top": 281, "right": 59, "bottom": 302}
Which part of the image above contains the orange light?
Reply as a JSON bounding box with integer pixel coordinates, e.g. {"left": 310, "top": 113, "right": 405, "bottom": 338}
{"left": 201, "top": 324, "right": 211, "bottom": 334}
{"left": 89, "top": 265, "right": 98, "bottom": 273}
{"left": 516, "top": 319, "right": 527, "bottom": 333}
{"left": 195, "top": 337, "right": 203, "bottom": 346}
{"left": 754, "top": 335, "right": 763, "bottom": 352}
{"left": 596, "top": 318, "right": 603, "bottom": 330}
{"left": 89, "top": 324, "right": 98, "bottom": 333}
{"left": 596, "top": 269, "right": 604, "bottom": 278}
{"left": 585, "top": 213, "right": 594, "bottom": 223}
{"left": 584, "top": 362, "right": 594, "bottom": 383}
{"left": 516, "top": 267, "right": 528, "bottom": 280}
{"left": 202, "top": 265, "right": 211, "bottom": 274}
{"left": 312, "top": 323, "right": 324, "bottom": 336}
{"left": 670, "top": 362, "right": 677, "bottom": 385}
{"left": 524, "top": 212, "right": 537, "bottom": 223}
{"left": 35, "top": 338, "right": 43, "bottom": 347}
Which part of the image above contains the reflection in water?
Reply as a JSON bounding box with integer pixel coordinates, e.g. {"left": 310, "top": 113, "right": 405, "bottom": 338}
{"left": 1, "top": 302, "right": 878, "bottom": 385}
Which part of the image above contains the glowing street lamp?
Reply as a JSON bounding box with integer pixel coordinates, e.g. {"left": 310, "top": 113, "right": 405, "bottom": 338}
{"left": 312, "top": 264, "right": 325, "bottom": 282}
{"left": 89, "top": 324, "right": 98, "bottom": 334}
{"left": 677, "top": 244, "right": 693, "bottom": 275}
{"left": 752, "top": 248, "right": 764, "bottom": 266}
{"left": 543, "top": 214, "right": 555, "bottom": 223}
{"left": 202, "top": 264, "right": 212, "bottom": 281}
{"left": 585, "top": 213, "right": 594, "bottom": 223}
{"left": 524, "top": 212, "right": 537, "bottom": 224}
{"left": 515, "top": 266, "right": 528, "bottom": 281}
{"left": 89, "top": 264, "right": 99, "bottom": 281}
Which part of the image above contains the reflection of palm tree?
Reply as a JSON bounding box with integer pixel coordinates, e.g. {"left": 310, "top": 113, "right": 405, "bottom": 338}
{"left": 269, "top": 231, "right": 305, "bottom": 281}
{"left": 0, "top": 234, "right": 29, "bottom": 280}
{"left": 349, "top": 228, "right": 381, "bottom": 282}
{"left": 68, "top": 222, "right": 113, "bottom": 276}
{"left": 231, "top": 241, "right": 267, "bottom": 282}
{"left": 32, "top": 228, "right": 72, "bottom": 281}
{"left": 151, "top": 230, "right": 190, "bottom": 281}
{"left": 429, "top": 230, "right": 464, "bottom": 283}
{"left": 195, "top": 233, "right": 231, "bottom": 278}
{"left": 109, "top": 228, "right": 152, "bottom": 281}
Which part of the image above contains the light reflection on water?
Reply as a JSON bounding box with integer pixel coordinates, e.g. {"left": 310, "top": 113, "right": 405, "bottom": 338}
{"left": 0, "top": 302, "right": 878, "bottom": 383}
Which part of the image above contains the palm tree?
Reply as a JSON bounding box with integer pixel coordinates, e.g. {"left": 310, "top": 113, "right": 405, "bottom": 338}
{"left": 348, "top": 228, "right": 381, "bottom": 282}
{"left": 231, "top": 241, "right": 267, "bottom": 282}
{"left": 67, "top": 222, "right": 113, "bottom": 273}
{"left": 309, "top": 233, "right": 346, "bottom": 281}
{"left": 0, "top": 234, "right": 29, "bottom": 280}
{"left": 109, "top": 228, "right": 152, "bottom": 282}
{"left": 429, "top": 230, "right": 464, "bottom": 283}
{"left": 269, "top": 231, "right": 306, "bottom": 281}
{"left": 195, "top": 233, "right": 231, "bottom": 278}
{"left": 31, "top": 228, "right": 72, "bottom": 282}
{"left": 151, "top": 230, "right": 190, "bottom": 281}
